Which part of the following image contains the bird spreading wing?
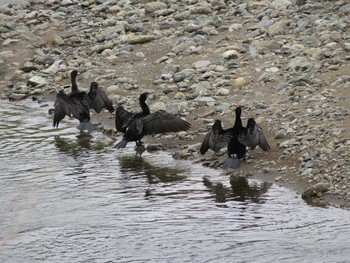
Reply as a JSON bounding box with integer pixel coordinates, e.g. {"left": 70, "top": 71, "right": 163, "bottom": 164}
{"left": 53, "top": 90, "right": 84, "bottom": 128}
{"left": 238, "top": 118, "right": 270, "bottom": 151}
{"left": 88, "top": 82, "right": 114, "bottom": 113}
{"left": 200, "top": 120, "right": 232, "bottom": 154}
{"left": 114, "top": 93, "right": 191, "bottom": 151}
{"left": 115, "top": 106, "right": 135, "bottom": 133}
{"left": 141, "top": 111, "right": 191, "bottom": 136}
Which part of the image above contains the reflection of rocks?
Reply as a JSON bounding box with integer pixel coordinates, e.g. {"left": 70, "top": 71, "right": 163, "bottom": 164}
{"left": 302, "top": 183, "right": 329, "bottom": 199}
{"left": 203, "top": 175, "right": 271, "bottom": 204}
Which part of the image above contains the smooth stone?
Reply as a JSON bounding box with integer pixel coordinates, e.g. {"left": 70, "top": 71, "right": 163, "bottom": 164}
{"left": 267, "top": 20, "right": 288, "bottom": 37}
{"left": 339, "top": 3, "right": 350, "bottom": 15}
{"left": 271, "top": 0, "right": 292, "bottom": 9}
{"left": 127, "top": 35, "right": 156, "bottom": 45}
{"left": 232, "top": 77, "right": 247, "bottom": 89}
{"left": 215, "top": 103, "right": 230, "bottom": 112}
{"left": 43, "top": 60, "right": 62, "bottom": 74}
{"left": 107, "top": 85, "right": 121, "bottom": 93}
{"left": 174, "top": 10, "right": 191, "bottom": 20}
{"left": 2, "top": 38, "right": 20, "bottom": 45}
{"left": 41, "top": 30, "right": 64, "bottom": 46}
{"left": 174, "top": 92, "right": 186, "bottom": 100}
{"left": 193, "top": 81, "right": 212, "bottom": 94}
{"left": 287, "top": 56, "right": 312, "bottom": 71}
{"left": 171, "top": 40, "right": 196, "bottom": 55}
{"left": 34, "top": 55, "right": 55, "bottom": 66}
{"left": 173, "top": 69, "right": 195, "bottom": 82}
{"left": 150, "top": 101, "right": 166, "bottom": 112}
{"left": 215, "top": 88, "right": 230, "bottom": 96}
{"left": 250, "top": 40, "right": 281, "bottom": 54}
{"left": 27, "top": 75, "right": 47, "bottom": 86}
{"left": 145, "top": 2, "right": 167, "bottom": 15}
{"left": 302, "top": 183, "right": 329, "bottom": 199}
{"left": 9, "top": 93, "right": 28, "bottom": 100}
{"left": 193, "top": 60, "right": 211, "bottom": 70}
{"left": 195, "top": 96, "right": 216, "bottom": 107}
{"left": 222, "top": 50, "right": 239, "bottom": 59}
{"left": 102, "top": 18, "right": 117, "bottom": 27}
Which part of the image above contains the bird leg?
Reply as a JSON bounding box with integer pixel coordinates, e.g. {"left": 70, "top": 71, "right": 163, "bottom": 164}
{"left": 134, "top": 141, "right": 146, "bottom": 157}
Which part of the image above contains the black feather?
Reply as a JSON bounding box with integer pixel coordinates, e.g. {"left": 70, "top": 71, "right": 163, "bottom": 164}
{"left": 238, "top": 118, "right": 270, "bottom": 151}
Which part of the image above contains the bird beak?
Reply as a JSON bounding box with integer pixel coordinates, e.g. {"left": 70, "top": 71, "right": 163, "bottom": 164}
{"left": 230, "top": 104, "right": 244, "bottom": 110}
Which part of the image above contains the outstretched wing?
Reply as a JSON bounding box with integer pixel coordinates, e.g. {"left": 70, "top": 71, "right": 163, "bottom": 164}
{"left": 115, "top": 106, "right": 134, "bottom": 133}
{"left": 88, "top": 82, "right": 114, "bottom": 113}
{"left": 200, "top": 121, "right": 233, "bottom": 154}
{"left": 200, "top": 131, "right": 212, "bottom": 154}
{"left": 53, "top": 91, "right": 80, "bottom": 128}
{"left": 142, "top": 111, "right": 191, "bottom": 135}
{"left": 212, "top": 132, "right": 231, "bottom": 151}
{"left": 239, "top": 118, "right": 270, "bottom": 151}
{"left": 256, "top": 124, "right": 270, "bottom": 151}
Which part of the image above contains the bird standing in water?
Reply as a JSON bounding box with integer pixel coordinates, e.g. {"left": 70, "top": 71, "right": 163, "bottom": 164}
{"left": 53, "top": 70, "right": 114, "bottom": 132}
{"left": 114, "top": 92, "right": 191, "bottom": 152}
{"left": 222, "top": 106, "right": 246, "bottom": 169}
{"left": 199, "top": 106, "right": 246, "bottom": 169}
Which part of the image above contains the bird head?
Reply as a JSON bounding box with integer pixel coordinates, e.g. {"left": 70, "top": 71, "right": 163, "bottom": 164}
{"left": 71, "top": 69, "right": 78, "bottom": 78}
{"left": 214, "top": 119, "right": 222, "bottom": 125}
{"left": 230, "top": 104, "right": 244, "bottom": 110}
{"left": 212, "top": 119, "right": 222, "bottom": 129}
{"left": 235, "top": 106, "right": 242, "bottom": 114}
{"left": 139, "top": 92, "right": 150, "bottom": 101}
{"left": 247, "top": 118, "right": 256, "bottom": 125}
{"left": 90, "top": 82, "right": 98, "bottom": 90}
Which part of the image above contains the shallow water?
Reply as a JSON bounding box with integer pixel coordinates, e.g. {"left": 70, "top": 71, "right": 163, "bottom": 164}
{"left": 0, "top": 98, "right": 350, "bottom": 263}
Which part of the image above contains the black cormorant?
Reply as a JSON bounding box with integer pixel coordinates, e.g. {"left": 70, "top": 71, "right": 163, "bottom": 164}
{"left": 53, "top": 70, "right": 114, "bottom": 132}
{"left": 199, "top": 107, "right": 246, "bottom": 169}
{"left": 222, "top": 106, "right": 246, "bottom": 169}
{"left": 114, "top": 92, "right": 191, "bottom": 150}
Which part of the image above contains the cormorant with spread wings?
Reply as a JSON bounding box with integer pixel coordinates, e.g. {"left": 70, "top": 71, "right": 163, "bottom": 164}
{"left": 53, "top": 70, "right": 114, "bottom": 132}
{"left": 114, "top": 92, "right": 191, "bottom": 151}
{"left": 199, "top": 107, "right": 246, "bottom": 169}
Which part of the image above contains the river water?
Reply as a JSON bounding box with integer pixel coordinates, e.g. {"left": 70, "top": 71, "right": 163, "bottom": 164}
{"left": 0, "top": 98, "right": 350, "bottom": 262}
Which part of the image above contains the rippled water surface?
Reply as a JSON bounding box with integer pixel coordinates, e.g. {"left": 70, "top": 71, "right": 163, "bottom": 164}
{"left": 1, "top": 98, "right": 350, "bottom": 263}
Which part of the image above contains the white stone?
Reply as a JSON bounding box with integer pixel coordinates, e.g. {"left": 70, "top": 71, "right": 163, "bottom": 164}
{"left": 223, "top": 50, "right": 239, "bottom": 59}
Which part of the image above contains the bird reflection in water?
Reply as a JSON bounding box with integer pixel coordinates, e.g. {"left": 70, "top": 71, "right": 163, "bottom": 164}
{"left": 54, "top": 134, "right": 93, "bottom": 157}
{"left": 53, "top": 134, "right": 97, "bottom": 181}
{"left": 118, "top": 155, "right": 186, "bottom": 185}
{"left": 203, "top": 175, "right": 271, "bottom": 205}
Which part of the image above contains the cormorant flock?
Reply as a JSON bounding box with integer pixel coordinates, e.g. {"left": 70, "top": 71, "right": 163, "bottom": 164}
{"left": 52, "top": 69, "right": 270, "bottom": 169}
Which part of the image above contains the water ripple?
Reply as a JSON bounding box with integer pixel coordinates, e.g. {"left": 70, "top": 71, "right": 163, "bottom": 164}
{"left": 0, "top": 98, "right": 350, "bottom": 262}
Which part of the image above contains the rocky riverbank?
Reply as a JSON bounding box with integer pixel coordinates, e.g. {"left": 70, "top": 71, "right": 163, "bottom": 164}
{"left": 0, "top": 0, "right": 349, "bottom": 208}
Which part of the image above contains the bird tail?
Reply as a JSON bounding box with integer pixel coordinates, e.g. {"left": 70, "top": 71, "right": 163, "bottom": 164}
{"left": 78, "top": 121, "right": 95, "bottom": 133}
{"left": 222, "top": 157, "right": 241, "bottom": 170}
{"left": 114, "top": 139, "right": 128, "bottom": 149}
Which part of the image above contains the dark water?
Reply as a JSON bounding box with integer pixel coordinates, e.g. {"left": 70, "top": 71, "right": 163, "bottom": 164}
{"left": 1, "top": 98, "right": 350, "bottom": 263}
